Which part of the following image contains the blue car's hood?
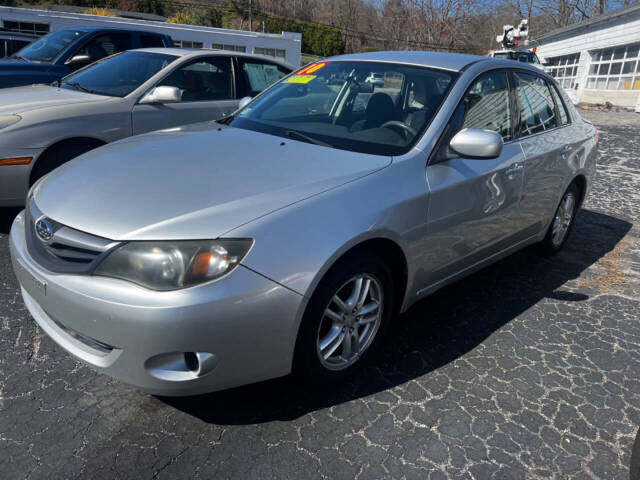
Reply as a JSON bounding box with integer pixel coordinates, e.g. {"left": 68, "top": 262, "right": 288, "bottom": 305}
{"left": 33, "top": 123, "right": 392, "bottom": 241}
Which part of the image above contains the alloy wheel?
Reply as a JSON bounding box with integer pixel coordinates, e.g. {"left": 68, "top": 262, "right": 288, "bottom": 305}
{"left": 551, "top": 191, "right": 576, "bottom": 247}
{"left": 316, "top": 274, "right": 383, "bottom": 371}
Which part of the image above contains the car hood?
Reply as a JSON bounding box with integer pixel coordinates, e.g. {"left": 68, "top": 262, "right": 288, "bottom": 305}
{"left": 0, "top": 84, "right": 106, "bottom": 115}
{"left": 33, "top": 123, "right": 391, "bottom": 240}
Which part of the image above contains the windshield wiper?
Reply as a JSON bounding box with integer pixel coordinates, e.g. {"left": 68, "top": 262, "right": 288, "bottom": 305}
{"left": 10, "top": 55, "right": 28, "bottom": 61}
{"left": 62, "top": 80, "right": 97, "bottom": 94}
{"left": 285, "top": 130, "right": 333, "bottom": 148}
{"left": 216, "top": 113, "right": 235, "bottom": 125}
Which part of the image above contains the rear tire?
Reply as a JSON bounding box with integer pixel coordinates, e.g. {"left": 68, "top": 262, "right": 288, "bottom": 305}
{"left": 539, "top": 183, "right": 580, "bottom": 256}
{"left": 30, "top": 139, "right": 103, "bottom": 185}
{"left": 293, "top": 254, "right": 393, "bottom": 383}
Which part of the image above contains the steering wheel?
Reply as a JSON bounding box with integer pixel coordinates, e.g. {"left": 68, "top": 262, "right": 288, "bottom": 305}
{"left": 380, "top": 120, "right": 417, "bottom": 139}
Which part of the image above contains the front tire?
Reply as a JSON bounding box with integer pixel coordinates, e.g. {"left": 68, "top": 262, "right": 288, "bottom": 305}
{"left": 293, "top": 254, "right": 393, "bottom": 382}
{"left": 540, "top": 183, "right": 580, "bottom": 256}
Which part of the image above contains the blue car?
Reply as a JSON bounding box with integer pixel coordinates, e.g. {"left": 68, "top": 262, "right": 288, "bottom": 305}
{"left": 0, "top": 27, "right": 173, "bottom": 88}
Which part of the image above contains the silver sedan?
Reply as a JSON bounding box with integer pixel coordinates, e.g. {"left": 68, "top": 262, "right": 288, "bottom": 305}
{"left": 10, "top": 51, "right": 597, "bottom": 395}
{"left": 0, "top": 48, "right": 291, "bottom": 206}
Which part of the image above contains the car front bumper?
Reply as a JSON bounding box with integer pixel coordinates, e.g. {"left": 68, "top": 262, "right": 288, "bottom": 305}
{"left": 9, "top": 211, "right": 305, "bottom": 396}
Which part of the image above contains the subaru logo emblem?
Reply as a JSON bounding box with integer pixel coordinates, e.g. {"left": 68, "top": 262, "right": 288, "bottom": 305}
{"left": 36, "top": 218, "right": 53, "bottom": 241}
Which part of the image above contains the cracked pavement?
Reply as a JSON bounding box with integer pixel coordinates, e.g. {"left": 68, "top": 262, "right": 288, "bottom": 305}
{"left": 0, "top": 110, "right": 639, "bottom": 479}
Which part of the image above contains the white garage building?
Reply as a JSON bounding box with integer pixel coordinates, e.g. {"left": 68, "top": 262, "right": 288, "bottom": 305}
{"left": 535, "top": 4, "right": 640, "bottom": 108}
{"left": 0, "top": 5, "right": 302, "bottom": 66}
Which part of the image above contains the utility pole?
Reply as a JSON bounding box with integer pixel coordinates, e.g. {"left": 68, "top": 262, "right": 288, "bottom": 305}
{"left": 249, "top": 0, "right": 253, "bottom": 31}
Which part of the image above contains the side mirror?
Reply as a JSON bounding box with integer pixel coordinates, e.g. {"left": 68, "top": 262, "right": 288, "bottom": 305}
{"left": 449, "top": 128, "right": 503, "bottom": 159}
{"left": 65, "top": 54, "right": 92, "bottom": 70}
{"left": 140, "top": 86, "right": 182, "bottom": 104}
{"left": 238, "top": 96, "right": 252, "bottom": 109}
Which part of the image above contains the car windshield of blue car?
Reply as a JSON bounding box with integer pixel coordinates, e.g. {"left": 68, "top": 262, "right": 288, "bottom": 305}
{"left": 14, "top": 29, "right": 87, "bottom": 63}
{"left": 229, "top": 61, "right": 458, "bottom": 156}
{"left": 61, "top": 51, "right": 179, "bottom": 97}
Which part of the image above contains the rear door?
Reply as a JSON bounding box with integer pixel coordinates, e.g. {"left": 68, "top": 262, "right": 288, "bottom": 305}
{"left": 421, "top": 70, "right": 526, "bottom": 289}
{"left": 514, "top": 71, "right": 573, "bottom": 234}
{"left": 132, "top": 56, "right": 237, "bottom": 135}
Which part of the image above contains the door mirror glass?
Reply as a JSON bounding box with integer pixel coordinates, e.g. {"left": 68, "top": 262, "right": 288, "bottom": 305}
{"left": 238, "top": 96, "right": 252, "bottom": 109}
{"left": 65, "top": 54, "right": 92, "bottom": 70}
{"left": 140, "top": 86, "right": 182, "bottom": 104}
{"left": 449, "top": 128, "right": 503, "bottom": 159}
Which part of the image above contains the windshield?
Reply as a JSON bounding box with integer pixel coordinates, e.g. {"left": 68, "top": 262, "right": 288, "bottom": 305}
{"left": 494, "top": 51, "right": 540, "bottom": 64}
{"left": 61, "top": 51, "right": 178, "bottom": 97}
{"left": 493, "top": 52, "right": 515, "bottom": 60}
{"left": 517, "top": 52, "right": 540, "bottom": 64}
{"left": 228, "top": 61, "right": 458, "bottom": 156}
{"left": 14, "top": 29, "right": 86, "bottom": 63}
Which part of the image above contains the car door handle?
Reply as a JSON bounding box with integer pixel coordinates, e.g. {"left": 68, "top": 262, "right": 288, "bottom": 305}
{"left": 505, "top": 164, "right": 524, "bottom": 177}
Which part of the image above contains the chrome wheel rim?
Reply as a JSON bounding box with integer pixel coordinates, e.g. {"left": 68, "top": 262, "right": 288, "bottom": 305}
{"left": 552, "top": 192, "right": 576, "bottom": 247}
{"left": 316, "top": 274, "right": 383, "bottom": 371}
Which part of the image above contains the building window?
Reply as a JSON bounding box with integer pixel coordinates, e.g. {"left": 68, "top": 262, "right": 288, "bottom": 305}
{"left": 586, "top": 43, "right": 640, "bottom": 91}
{"left": 2, "top": 20, "right": 49, "bottom": 36}
{"left": 546, "top": 53, "right": 580, "bottom": 90}
{"left": 254, "top": 47, "right": 286, "bottom": 59}
{"left": 211, "top": 43, "right": 246, "bottom": 52}
{"left": 173, "top": 40, "right": 203, "bottom": 49}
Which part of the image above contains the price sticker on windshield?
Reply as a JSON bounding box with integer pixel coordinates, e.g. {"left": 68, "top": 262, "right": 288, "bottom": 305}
{"left": 285, "top": 75, "right": 317, "bottom": 84}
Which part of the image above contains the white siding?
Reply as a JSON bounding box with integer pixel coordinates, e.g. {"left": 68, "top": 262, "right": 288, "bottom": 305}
{"left": 537, "top": 9, "right": 640, "bottom": 107}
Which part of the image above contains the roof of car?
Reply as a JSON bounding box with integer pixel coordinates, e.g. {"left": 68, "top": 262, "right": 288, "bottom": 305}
{"left": 327, "top": 51, "right": 487, "bottom": 72}
{"left": 131, "top": 47, "right": 294, "bottom": 69}
{"left": 327, "top": 50, "right": 550, "bottom": 77}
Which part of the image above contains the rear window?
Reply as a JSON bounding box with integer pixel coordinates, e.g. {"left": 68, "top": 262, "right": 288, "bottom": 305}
{"left": 140, "top": 35, "right": 165, "bottom": 48}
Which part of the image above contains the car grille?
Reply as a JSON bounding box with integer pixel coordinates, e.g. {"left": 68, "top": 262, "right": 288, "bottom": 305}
{"left": 26, "top": 198, "right": 120, "bottom": 274}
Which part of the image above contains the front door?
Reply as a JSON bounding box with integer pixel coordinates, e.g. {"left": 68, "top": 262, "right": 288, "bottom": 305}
{"left": 420, "top": 70, "right": 526, "bottom": 290}
{"left": 132, "top": 56, "right": 238, "bottom": 135}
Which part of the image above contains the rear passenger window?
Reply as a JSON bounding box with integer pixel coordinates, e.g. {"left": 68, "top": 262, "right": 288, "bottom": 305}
{"left": 140, "top": 35, "right": 165, "bottom": 48}
{"left": 515, "top": 72, "right": 558, "bottom": 136}
{"left": 459, "top": 71, "right": 512, "bottom": 141}
{"left": 238, "top": 60, "right": 290, "bottom": 97}
{"left": 549, "top": 83, "right": 570, "bottom": 125}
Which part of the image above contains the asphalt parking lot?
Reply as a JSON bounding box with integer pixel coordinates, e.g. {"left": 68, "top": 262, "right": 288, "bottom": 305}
{"left": 0, "top": 110, "right": 639, "bottom": 479}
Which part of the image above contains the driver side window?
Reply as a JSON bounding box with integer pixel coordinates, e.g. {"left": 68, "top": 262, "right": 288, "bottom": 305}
{"left": 159, "top": 57, "right": 233, "bottom": 102}
{"left": 459, "top": 71, "right": 512, "bottom": 141}
{"left": 76, "top": 33, "right": 132, "bottom": 63}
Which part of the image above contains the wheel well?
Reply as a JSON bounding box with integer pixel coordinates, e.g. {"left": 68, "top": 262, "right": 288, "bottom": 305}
{"left": 571, "top": 174, "right": 587, "bottom": 208}
{"left": 332, "top": 238, "right": 408, "bottom": 315}
{"left": 30, "top": 137, "right": 106, "bottom": 185}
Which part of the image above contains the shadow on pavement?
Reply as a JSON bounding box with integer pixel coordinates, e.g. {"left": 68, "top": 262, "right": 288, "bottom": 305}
{"left": 161, "top": 209, "right": 632, "bottom": 425}
{"left": 0, "top": 208, "right": 21, "bottom": 235}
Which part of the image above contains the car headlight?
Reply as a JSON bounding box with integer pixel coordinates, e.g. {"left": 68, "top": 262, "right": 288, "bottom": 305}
{"left": 94, "top": 239, "right": 253, "bottom": 290}
{"left": 0, "top": 115, "right": 21, "bottom": 130}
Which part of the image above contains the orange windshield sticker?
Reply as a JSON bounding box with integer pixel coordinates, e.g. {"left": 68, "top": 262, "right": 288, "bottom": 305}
{"left": 297, "top": 62, "right": 329, "bottom": 75}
